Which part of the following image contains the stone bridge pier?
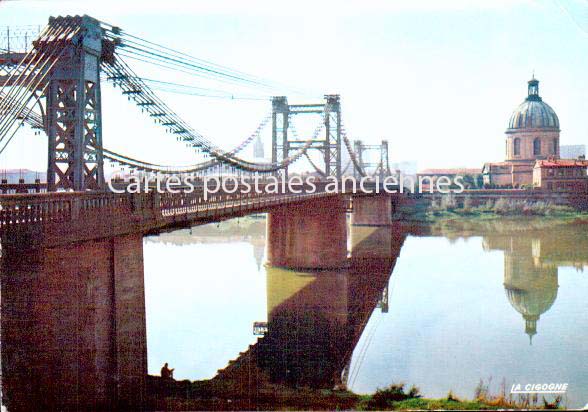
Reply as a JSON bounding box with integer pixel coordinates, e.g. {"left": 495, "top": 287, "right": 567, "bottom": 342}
{"left": 351, "top": 194, "right": 397, "bottom": 226}
{"left": 0, "top": 233, "right": 147, "bottom": 411}
{"left": 266, "top": 196, "right": 348, "bottom": 269}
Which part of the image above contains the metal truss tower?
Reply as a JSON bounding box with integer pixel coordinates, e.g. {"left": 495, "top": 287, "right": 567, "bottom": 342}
{"left": 271, "top": 96, "right": 289, "bottom": 177}
{"left": 353, "top": 139, "right": 391, "bottom": 179}
{"left": 44, "top": 16, "right": 106, "bottom": 191}
{"left": 379, "top": 140, "right": 391, "bottom": 180}
{"left": 271, "top": 94, "right": 342, "bottom": 179}
{"left": 353, "top": 140, "right": 364, "bottom": 179}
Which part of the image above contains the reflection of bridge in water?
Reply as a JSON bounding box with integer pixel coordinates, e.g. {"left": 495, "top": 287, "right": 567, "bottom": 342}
{"left": 208, "top": 222, "right": 588, "bottom": 400}
{"left": 211, "top": 224, "right": 406, "bottom": 393}
{"left": 146, "top": 220, "right": 267, "bottom": 270}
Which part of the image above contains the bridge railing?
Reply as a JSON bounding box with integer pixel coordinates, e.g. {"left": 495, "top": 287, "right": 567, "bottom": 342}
{"left": 0, "top": 192, "right": 74, "bottom": 228}
{"left": 0, "top": 192, "right": 133, "bottom": 230}
{"left": 0, "top": 184, "right": 335, "bottom": 232}
{"left": 154, "top": 183, "right": 331, "bottom": 218}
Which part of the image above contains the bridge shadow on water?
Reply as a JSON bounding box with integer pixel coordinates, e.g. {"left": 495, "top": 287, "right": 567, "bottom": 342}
{"left": 0, "top": 192, "right": 408, "bottom": 411}
{"left": 146, "top": 223, "right": 408, "bottom": 410}
{"left": 144, "top": 219, "right": 588, "bottom": 410}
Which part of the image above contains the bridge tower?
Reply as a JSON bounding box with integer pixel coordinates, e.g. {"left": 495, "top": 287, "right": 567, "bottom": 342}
{"left": 43, "top": 16, "right": 106, "bottom": 191}
{"left": 325, "top": 94, "right": 342, "bottom": 178}
{"left": 271, "top": 94, "right": 342, "bottom": 179}
{"left": 271, "top": 96, "right": 289, "bottom": 177}
{"left": 353, "top": 139, "right": 391, "bottom": 179}
{"left": 379, "top": 140, "right": 391, "bottom": 180}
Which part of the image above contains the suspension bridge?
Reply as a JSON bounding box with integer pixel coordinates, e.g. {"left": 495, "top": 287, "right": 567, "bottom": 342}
{"left": 0, "top": 15, "right": 391, "bottom": 190}
{"left": 0, "top": 15, "right": 405, "bottom": 411}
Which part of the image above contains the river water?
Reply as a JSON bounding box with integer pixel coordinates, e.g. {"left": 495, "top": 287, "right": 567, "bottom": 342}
{"left": 144, "top": 217, "right": 588, "bottom": 409}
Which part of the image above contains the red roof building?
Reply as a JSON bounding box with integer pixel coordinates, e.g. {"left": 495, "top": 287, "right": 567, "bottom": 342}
{"left": 533, "top": 159, "right": 588, "bottom": 191}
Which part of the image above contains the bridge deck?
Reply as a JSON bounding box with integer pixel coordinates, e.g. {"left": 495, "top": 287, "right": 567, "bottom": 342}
{"left": 0, "top": 189, "right": 346, "bottom": 249}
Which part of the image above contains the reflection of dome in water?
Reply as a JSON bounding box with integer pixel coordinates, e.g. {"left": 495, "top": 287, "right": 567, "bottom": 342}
{"left": 505, "top": 285, "right": 558, "bottom": 318}
{"left": 503, "top": 244, "right": 559, "bottom": 344}
{"left": 505, "top": 285, "right": 558, "bottom": 343}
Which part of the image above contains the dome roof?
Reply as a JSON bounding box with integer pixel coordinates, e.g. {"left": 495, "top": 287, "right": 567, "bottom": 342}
{"left": 508, "top": 78, "right": 559, "bottom": 130}
{"left": 505, "top": 284, "right": 558, "bottom": 343}
{"left": 505, "top": 285, "right": 558, "bottom": 318}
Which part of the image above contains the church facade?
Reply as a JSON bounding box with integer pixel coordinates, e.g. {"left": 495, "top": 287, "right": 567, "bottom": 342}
{"left": 483, "top": 77, "right": 561, "bottom": 187}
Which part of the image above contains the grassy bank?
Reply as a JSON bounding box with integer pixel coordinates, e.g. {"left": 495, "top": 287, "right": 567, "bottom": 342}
{"left": 147, "top": 378, "right": 562, "bottom": 410}
{"left": 353, "top": 384, "right": 505, "bottom": 411}
{"left": 354, "top": 383, "right": 562, "bottom": 410}
{"left": 410, "top": 195, "right": 588, "bottom": 223}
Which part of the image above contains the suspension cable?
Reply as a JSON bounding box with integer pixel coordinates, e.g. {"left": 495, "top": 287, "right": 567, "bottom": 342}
{"left": 0, "top": 23, "right": 77, "bottom": 147}
{"left": 103, "top": 27, "right": 311, "bottom": 96}
{"left": 103, "top": 54, "right": 328, "bottom": 172}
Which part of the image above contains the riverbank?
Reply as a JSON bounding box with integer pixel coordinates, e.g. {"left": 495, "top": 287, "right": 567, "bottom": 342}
{"left": 406, "top": 195, "right": 588, "bottom": 223}
{"left": 146, "top": 377, "right": 561, "bottom": 410}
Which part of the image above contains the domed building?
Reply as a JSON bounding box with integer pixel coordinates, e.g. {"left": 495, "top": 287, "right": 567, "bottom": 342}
{"left": 483, "top": 77, "right": 561, "bottom": 187}
{"left": 506, "top": 78, "right": 560, "bottom": 160}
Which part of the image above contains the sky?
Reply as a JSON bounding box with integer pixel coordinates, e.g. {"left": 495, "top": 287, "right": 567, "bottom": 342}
{"left": 1, "top": 0, "right": 588, "bottom": 173}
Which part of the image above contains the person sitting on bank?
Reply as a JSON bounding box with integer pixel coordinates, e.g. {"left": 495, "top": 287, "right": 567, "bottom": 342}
{"left": 161, "top": 362, "right": 175, "bottom": 380}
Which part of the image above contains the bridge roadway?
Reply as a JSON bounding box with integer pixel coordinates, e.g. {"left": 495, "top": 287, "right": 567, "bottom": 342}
{"left": 0, "top": 183, "right": 350, "bottom": 249}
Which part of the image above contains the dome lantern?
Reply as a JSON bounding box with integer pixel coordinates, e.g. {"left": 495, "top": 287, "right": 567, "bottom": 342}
{"left": 507, "top": 77, "right": 559, "bottom": 131}
{"left": 527, "top": 77, "right": 541, "bottom": 102}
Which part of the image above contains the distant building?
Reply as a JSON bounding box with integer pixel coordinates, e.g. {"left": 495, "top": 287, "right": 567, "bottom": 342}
{"left": 253, "top": 135, "right": 265, "bottom": 159}
{"left": 482, "top": 162, "right": 537, "bottom": 187}
{"left": 484, "top": 77, "right": 560, "bottom": 187}
{"left": 390, "top": 161, "right": 417, "bottom": 176}
{"left": 533, "top": 159, "right": 588, "bottom": 191}
{"left": 560, "top": 144, "right": 586, "bottom": 159}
